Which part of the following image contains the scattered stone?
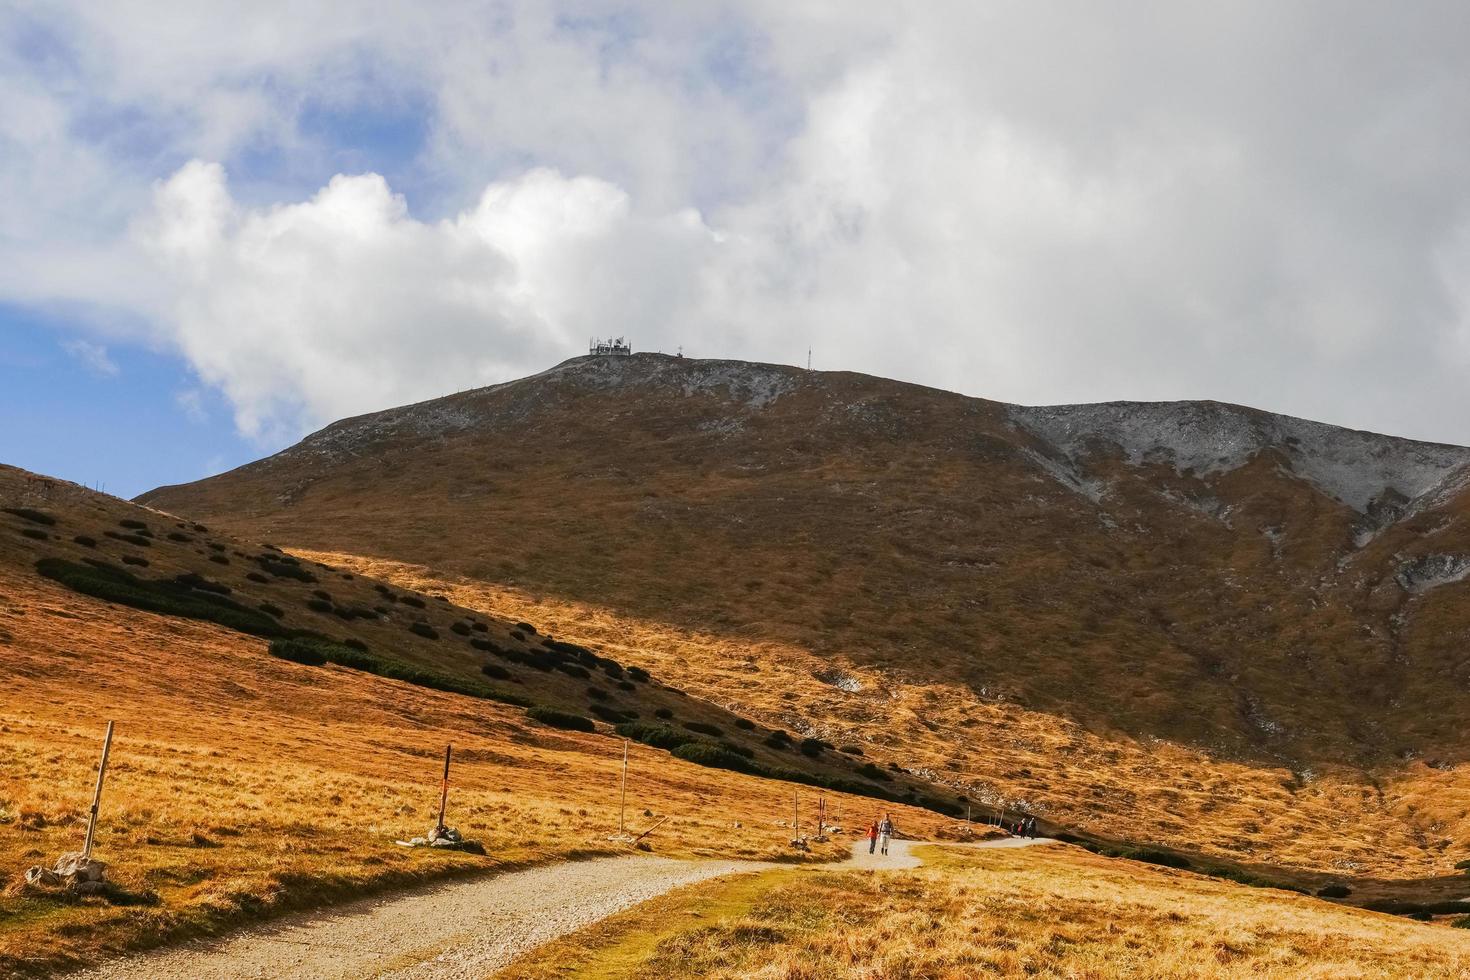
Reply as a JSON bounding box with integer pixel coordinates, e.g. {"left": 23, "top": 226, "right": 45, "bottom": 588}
{"left": 25, "top": 851, "right": 107, "bottom": 894}
{"left": 394, "top": 825, "right": 485, "bottom": 855}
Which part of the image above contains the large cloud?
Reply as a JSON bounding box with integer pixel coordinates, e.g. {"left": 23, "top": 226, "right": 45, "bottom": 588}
{"left": 7, "top": 1, "right": 1470, "bottom": 444}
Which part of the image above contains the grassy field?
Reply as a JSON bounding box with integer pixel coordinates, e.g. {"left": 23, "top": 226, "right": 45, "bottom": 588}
{"left": 0, "top": 558, "right": 956, "bottom": 977}
{"left": 304, "top": 550, "right": 1467, "bottom": 883}
{"left": 502, "top": 844, "right": 1470, "bottom": 978}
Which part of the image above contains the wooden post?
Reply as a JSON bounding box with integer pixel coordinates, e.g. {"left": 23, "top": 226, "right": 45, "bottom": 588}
{"left": 793, "top": 789, "right": 799, "bottom": 839}
{"left": 619, "top": 739, "right": 629, "bottom": 834}
{"left": 633, "top": 815, "right": 668, "bottom": 843}
{"left": 436, "top": 744, "right": 452, "bottom": 833}
{"left": 82, "top": 721, "right": 115, "bottom": 861}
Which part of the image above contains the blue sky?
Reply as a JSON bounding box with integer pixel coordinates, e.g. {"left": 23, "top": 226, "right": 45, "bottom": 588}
{"left": 5, "top": 2, "right": 1470, "bottom": 500}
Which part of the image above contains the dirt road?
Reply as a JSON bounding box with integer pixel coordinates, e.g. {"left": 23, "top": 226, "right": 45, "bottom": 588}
{"left": 75, "top": 836, "right": 1052, "bottom": 979}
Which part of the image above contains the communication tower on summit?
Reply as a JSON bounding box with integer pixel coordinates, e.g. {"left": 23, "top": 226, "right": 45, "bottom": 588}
{"left": 589, "top": 336, "right": 632, "bottom": 356}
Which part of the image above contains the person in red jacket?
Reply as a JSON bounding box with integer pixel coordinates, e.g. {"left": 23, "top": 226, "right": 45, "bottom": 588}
{"left": 866, "top": 821, "right": 879, "bottom": 854}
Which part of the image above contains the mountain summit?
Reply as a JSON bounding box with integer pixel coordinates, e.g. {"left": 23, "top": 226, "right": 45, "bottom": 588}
{"left": 138, "top": 354, "right": 1470, "bottom": 870}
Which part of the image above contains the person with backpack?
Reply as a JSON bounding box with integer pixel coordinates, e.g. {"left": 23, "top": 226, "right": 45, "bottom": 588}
{"left": 866, "top": 821, "right": 879, "bottom": 855}
{"left": 878, "top": 813, "right": 894, "bottom": 855}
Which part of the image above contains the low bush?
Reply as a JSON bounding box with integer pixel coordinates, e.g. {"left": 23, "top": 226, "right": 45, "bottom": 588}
{"left": 118, "top": 519, "right": 147, "bottom": 530}
{"left": 627, "top": 666, "right": 650, "bottom": 683}
{"left": 399, "top": 595, "right": 426, "bottom": 609}
{"left": 1456, "top": 859, "right": 1470, "bottom": 871}
{"left": 672, "top": 742, "right": 753, "bottom": 774}
{"left": 515, "top": 621, "right": 538, "bottom": 634}
{"left": 409, "top": 622, "right": 439, "bottom": 640}
{"left": 1453, "top": 916, "right": 1470, "bottom": 929}
{"left": 526, "top": 707, "right": 594, "bottom": 732}
{"left": 859, "top": 762, "right": 891, "bottom": 782}
{"left": 615, "top": 722, "right": 700, "bottom": 750}
{"left": 684, "top": 721, "right": 724, "bottom": 738}
{"left": 73, "top": 535, "right": 97, "bottom": 547}
{"left": 3, "top": 507, "right": 55, "bottom": 525}
{"left": 167, "top": 532, "right": 193, "bottom": 542}
{"left": 553, "top": 661, "right": 591, "bottom": 679}
{"left": 600, "top": 660, "right": 624, "bottom": 678}
{"left": 840, "top": 745, "right": 864, "bottom": 756}
{"left": 764, "top": 733, "right": 790, "bottom": 750}
{"left": 733, "top": 718, "right": 756, "bottom": 730}
{"left": 450, "top": 621, "right": 472, "bottom": 636}
{"left": 1316, "top": 884, "right": 1351, "bottom": 898}
{"left": 105, "top": 531, "right": 151, "bottom": 547}
{"left": 121, "top": 555, "right": 148, "bottom": 566}
{"left": 654, "top": 707, "right": 674, "bottom": 720}
{"left": 586, "top": 686, "right": 609, "bottom": 701}
{"left": 208, "top": 555, "right": 230, "bottom": 565}
{"left": 256, "top": 556, "right": 315, "bottom": 582}
{"left": 267, "top": 636, "right": 530, "bottom": 707}
{"left": 343, "top": 638, "right": 368, "bottom": 652}
{"left": 246, "top": 572, "right": 270, "bottom": 584}
{"left": 312, "top": 589, "right": 332, "bottom": 601}
{"left": 799, "top": 737, "right": 825, "bottom": 757}
{"left": 37, "top": 558, "right": 284, "bottom": 637}
{"left": 471, "top": 622, "right": 488, "bottom": 632}
{"left": 174, "top": 572, "right": 231, "bottom": 595}
{"left": 590, "top": 703, "right": 634, "bottom": 724}
{"left": 307, "top": 599, "right": 333, "bottom": 613}
{"left": 719, "top": 740, "right": 755, "bottom": 758}
{"left": 616, "top": 680, "right": 636, "bottom": 692}
{"left": 259, "top": 602, "right": 284, "bottom": 618}
{"left": 21, "top": 528, "right": 49, "bottom": 540}
{"left": 481, "top": 662, "right": 512, "bottom": 681}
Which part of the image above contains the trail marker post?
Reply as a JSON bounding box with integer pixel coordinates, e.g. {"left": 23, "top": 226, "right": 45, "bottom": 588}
{"left": 436, "top": 744, "right": 452, "bottom": 834}
{"left": 793, "top": 789, "right": 799, "bottom": 839}
{"left": 619, "top": 739, "right": 629, "bottom": 835}
{"left": 82, "top": 721, "right": 115, "bottom": 861}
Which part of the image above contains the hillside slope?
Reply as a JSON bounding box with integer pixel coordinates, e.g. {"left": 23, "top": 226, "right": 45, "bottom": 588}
{"left": 138, "top": 354, "right": 1470, "bottom": 873}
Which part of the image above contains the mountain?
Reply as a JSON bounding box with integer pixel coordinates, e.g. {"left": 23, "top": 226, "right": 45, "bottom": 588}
{"left": 138, "top": 353, "right": 1470, "bottom": 874}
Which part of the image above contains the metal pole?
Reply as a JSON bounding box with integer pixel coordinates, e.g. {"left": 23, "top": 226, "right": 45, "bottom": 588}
{"left": 619, "top": 739, "right": 629, "bottom": 834}
{"left": 82, "top": 721, "right": 115, "bottom": 861}
{"left": 436, "top": 744, "right": 452, "bottom": 832}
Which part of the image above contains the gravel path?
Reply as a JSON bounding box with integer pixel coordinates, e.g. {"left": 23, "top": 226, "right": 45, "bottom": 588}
{"left": 73, "top": 835, "right": 1054, "bottom": 979}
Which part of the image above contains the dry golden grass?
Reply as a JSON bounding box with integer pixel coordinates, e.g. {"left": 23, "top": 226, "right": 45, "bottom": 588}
{"left": 505, "top": 844, "right": 1470, "bottom": 979}
{"left": 303, "top": 550, "right": 1468, "bottom": 883}
{"left": 0, "top": 559, "right": 952, "bottom": 975}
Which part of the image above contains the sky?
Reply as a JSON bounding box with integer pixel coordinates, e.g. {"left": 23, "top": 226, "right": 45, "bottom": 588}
{"left": 3, "top": 1, "right": 1470, "bottom": 499}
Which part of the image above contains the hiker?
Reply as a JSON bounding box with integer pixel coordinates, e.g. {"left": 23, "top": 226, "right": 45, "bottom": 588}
{"left": 866, "top": 821, "right": 879, "bottom": 855}
{"left": 878, "top": 813, "right": 894, "bottom": 856}
{"left": 1027, "top": 817, "right": 1038, "bottom": 839}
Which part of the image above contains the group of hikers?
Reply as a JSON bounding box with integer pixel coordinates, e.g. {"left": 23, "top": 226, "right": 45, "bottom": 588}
{"left": 1008, "top": 814, "right": 1040, "bottom": 839}
{"left": 865, "top": 814, "right": 896, "bottom": 855}
{"left": 863, "top": 811, "right": 1038, "bottom": 854}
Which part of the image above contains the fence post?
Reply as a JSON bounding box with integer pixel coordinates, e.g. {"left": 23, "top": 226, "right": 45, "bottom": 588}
{"left": 793, "top": 789, "right": 799, "bottom": 839}
{"left": 619, "top": 739, "right": 629, "bottom": 834}
{"left": 436, "top": 744, "right": 452, "bottom": 833}
{"left": 82, "top": 721, "right": 115, "bottom": 861}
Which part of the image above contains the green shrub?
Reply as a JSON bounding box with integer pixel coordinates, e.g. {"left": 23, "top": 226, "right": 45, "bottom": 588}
{"left": 450, "top": 621, "right": 472, "bottom": 636}
{"left": 105, "top": 531, "right": 151, "bottom": 547}
{"left": 627, "top": 666, "right": 650, "bottom": 683}
{"left": 312, "top": 589, "right": 332, "bottom": 601}
{"left": 515, "top": 621, "right": 538, "bottom": 634}
{"left": 37, "top": 558, "right": 284, "bottom": 637}
{"left": 1316, "top": 884, "right": 1351, "bottom": 898}
{"left": 174, "top": 572, "right": 230, "bottom": 595}
{"left": 119, "top": 519, "right": 148, "bottom": 530}
{"left": 246, "top": 572, "right": 270, "bottom": 584}
{"left": 1453, "top": 916, "right": 1470, "bottom": 929}
{"left": 3, "top": 507, "right": 55, "bottom": 525}
{"left": 799, "top": 737, "right": 825, "bottom": 757}
{"left": 259, "top": 602, "right": 284, "bottom": 618}
{"left": 399, "top": 595, "right": 426, "bottom": 609}
{"left": 208, "top": 555, "right": 229, "bottom": 565}
{"left": 343, "top": 638, "right": 368, "bottom": 652}
{"left": 590, "top": 703, "right": 634, "bottom": 724}
{"left": 616, "top": 680, "right": 636, "bottom": 692}
{"left": 21, "top": 528, "right": 49, "bottom": 540}
{"left": 840, "top": 745, "right": 864, "bottom": 756}
{"left": 719, "top": 740, "right": 755, "bottom": 758}
{"left": 684, "top": 721, "right": 724, "bottom": 738}
{"left": 167, "top": 532, "right": 193, "bottom": 542}
{"left": 471, "top": 622, "right": 488, "bottom": 632}
{"left": 481, "top": 662, "right": 512, "bottom": 681}
{"left": 269, "top": 637, "right": 329, "bottom": 666}
{"left": 527, "top": 707, "right": 594, "bottom": 732}
{"left": 764, "top": 733, "right": 790, "bottom": 750}
{"left": 672, "top": 742, "right": 753, "bottom": 773}
{"left": 586, "top": 687, "right": 609, "bottom": 701}
{"left": 859, "top": 762, "right": 891, "bottom": 782}
{"left": 307, "top": 599, "right": 333, "bottom": 613}
{"left": 654, "top": 707, "right": 674, "bottom": 720}
{"left": 553, "top": 661, "right": 591, "bottom": 679}
{"left": 73, "top": 535, "right": 97, "bottom": 547}
{"left": 1456, "top": 859, "right": 1470, "bottom": 871}
{"left": 615, "top": 722, "right": 700, "bottom": 750}
{"left": 256, "top": 556, "right": 315, "bottom": 582}
{"left": 733, "top": 718, "right": 756, "bottom": 730}
{"left": 267, "top": 636, "right": 529, "bottom": 706}
{"left": 409, "top": 622, "right": 439, "bottom": 640}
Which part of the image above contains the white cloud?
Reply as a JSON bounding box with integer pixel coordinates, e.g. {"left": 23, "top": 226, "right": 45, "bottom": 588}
{"left": 6, "top": 1, "right": 1470, "bottom": 447}
{"left": 60, "top": 338, "right": 118, "bottom": 376}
